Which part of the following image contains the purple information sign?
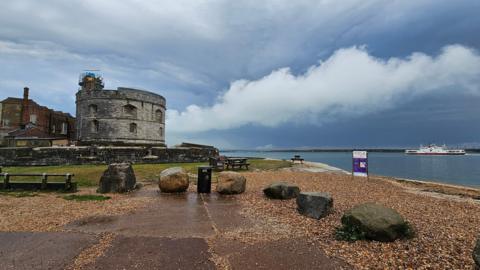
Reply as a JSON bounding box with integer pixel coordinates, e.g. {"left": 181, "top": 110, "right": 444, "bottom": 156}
{"left": 352, "top": 151, "right": 368, "bottom": 177}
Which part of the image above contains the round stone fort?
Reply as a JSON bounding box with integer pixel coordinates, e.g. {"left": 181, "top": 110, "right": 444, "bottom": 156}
{"left": 75, "top": 73, "right": 166, "bottom": 146}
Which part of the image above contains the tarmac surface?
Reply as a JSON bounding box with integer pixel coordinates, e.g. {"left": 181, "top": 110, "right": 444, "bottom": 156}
{"left": 0, "top": 186, "right": 350, "bottom": 269}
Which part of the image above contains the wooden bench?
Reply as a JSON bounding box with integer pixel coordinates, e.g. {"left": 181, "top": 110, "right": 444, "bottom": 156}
{"left": 0, "top": 171, "right": 76, "bottom": 192}
{"left": 291, "top": 155, "right": 304, "bottom": 164}
{"left": 226, "top": 158, "right": 250, "bottom": 170}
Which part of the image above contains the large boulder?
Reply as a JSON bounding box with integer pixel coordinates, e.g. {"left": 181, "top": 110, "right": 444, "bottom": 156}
{"left": 97, "top": 163, "right": 136, "bottom": 193}
{"left": 263, "top": 182, "right": 300, "bottom": 199}
{"left": 474, "top": 236, "right": 480, "bottom": 268}
{"left": 296, "top": 192, "right": 333, "bottom": 219}
{"left": 159, "top": 167, "right": 189, "bottom": 193}
{"left": 340, "top": 203, "right": 414, "bottom": 242}
{"left": 216, "top": 172, "right": 246, "bottom": 195}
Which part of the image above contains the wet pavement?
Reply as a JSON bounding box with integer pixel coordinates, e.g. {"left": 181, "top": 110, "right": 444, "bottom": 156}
{"left": 0, "top": 232, "right": 97, "bottom": 270}
{"left": 1, "top": 186, "right": 350, "bottom": 269}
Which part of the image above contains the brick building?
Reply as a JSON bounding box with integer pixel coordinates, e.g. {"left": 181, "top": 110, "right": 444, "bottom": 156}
{"left": 0, "top": 87, "right": 75, "bottom": 146}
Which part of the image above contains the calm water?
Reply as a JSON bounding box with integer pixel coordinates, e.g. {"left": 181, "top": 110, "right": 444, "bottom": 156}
{"left": 221, "top": 151, "right": 480, "bottom": 188}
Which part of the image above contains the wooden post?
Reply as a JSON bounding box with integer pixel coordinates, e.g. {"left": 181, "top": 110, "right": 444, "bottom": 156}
{"left": 4, "top": 173, "right": 9, "bottom": 189}
{"left": 41, "top": 173, "right": 48, "bottom": 190}
{"left": 65, "top": 174, "right": 72, "bottom": 190}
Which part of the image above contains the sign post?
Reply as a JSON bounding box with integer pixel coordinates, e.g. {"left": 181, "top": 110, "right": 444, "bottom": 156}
{"left": 352, "top": 151, "right": 368, "bottom": 178}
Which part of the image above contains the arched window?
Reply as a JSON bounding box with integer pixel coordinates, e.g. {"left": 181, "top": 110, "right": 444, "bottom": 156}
{"left": 159, "top": 127, "right": 164, "bottom": 137}
{"left": 155, "top": 109, "right": 163, "bottom": 122}
{"left": 130, "top": 123, "right": 137, "bottom": 134}
{"left": 89, "top": 104, "right": 98, "bottom": 115}
{"left": 123, "top": 104, "right": 137, "bottom": 118}
{"left": 91, "top": 120, "right": 99, "bottom": 133}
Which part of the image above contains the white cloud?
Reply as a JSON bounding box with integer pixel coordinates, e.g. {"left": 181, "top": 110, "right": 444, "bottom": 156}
{"left": 167, "top": 45, "right": 480, "bottom": 133}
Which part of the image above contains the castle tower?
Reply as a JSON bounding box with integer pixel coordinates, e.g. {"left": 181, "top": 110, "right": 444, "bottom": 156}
{"left": 75, "top": 73, "right": 166, "bottom": 146}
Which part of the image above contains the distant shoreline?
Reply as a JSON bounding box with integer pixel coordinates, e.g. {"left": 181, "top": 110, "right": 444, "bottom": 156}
{"left": 222, "top": 149, "right": 480, "bottom": 153}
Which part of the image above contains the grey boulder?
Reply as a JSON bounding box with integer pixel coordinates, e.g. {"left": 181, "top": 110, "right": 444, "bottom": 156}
{"left": 97, "top": 163, "right": 136, "bottom": 193}
{"left": 216, "top": 171, "right": 246, "bottom": 195}
{"left": 263, "top": 182, "right": 300, "bottom": 199}
{"left": 474, "top": 236, "right": 480, "bottom": 268}
{"left": 341, "top": 203, "right": 414, "bottom": 242}
{"left": 296, "top": 192, "right": 333, "bottom": 219}
{"left": 159, "top": 167, "right": 189, "bottom": 193}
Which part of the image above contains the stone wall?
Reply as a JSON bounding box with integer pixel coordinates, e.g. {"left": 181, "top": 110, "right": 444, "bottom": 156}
{"left": 0, "top": 146, "right": 217, "bottom": 166}
{"left": 76, "top": 87, "right": 166, "bottom": 146}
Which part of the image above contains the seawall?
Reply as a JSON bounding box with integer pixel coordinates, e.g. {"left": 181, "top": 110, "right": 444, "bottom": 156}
{"left": 0, "top": 146, "right": 217, "bottom": 166}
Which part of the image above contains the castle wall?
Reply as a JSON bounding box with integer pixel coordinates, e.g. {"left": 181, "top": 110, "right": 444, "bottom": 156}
{"left": 76, "top": 87, "right": 166, "bottom": 146}
{"left": 0, "top": 146, "right": 217, "bottom": 166}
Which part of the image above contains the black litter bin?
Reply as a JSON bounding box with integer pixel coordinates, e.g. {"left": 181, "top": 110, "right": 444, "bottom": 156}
{"left": 197, "top": 166, "right": 212, "bottom": 193}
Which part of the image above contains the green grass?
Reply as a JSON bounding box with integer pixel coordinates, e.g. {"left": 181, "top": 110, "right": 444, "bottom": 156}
{"left": 62, "top": 194, "right": 111, "bottom": 201}
{"left": 248, "top": 159, "right": 292, "bottom": 170}
{"left": 1, "top": 159, "right": 291, "bottom": 187}
{"left": 0, "top": 190, "right": 38, "bottom": 198}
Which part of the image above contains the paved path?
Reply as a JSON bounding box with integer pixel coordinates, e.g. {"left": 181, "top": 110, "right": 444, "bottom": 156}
{"left": 0, "top": 187, "right": 350, "bottom": 269}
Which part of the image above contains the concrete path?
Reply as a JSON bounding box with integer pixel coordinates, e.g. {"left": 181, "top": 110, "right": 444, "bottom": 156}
{"left": 1, "top": 187, "right": 350, "bottom": 269}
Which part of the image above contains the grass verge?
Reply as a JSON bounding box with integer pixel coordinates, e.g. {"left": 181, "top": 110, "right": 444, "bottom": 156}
{"left": 62, "top": 194, "right": 111, "bottom": 201}
{"left": 2, "top": 159, "right": 292, "bottom": 187}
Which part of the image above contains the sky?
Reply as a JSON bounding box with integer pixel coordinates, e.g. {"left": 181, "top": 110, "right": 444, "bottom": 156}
{"left": 1, "top": 0, "right": 479, "bottom": 149}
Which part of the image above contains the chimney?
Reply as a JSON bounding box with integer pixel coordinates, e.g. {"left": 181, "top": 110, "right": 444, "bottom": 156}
{"left": 23, "top": 87, "right": 29, "bottom": 100}
{"left": 22, "top": 87, "right": 30, "bottom": 127}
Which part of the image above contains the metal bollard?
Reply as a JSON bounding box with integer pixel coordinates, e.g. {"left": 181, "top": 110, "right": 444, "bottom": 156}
{"left": 197, "top": 166, "right": 212, "bottom": 193}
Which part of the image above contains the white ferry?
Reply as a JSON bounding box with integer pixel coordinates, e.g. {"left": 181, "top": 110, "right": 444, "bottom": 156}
{"left": 405, "top": 144, "right": 466, "bottom": 155}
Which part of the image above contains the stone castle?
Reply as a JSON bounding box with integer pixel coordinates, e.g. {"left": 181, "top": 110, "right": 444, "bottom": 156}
{"left": 76, "top": 72, "right": 166, "bottom": 146}
{"left": 0, "top": 72, "right": 217, "bottom": 166}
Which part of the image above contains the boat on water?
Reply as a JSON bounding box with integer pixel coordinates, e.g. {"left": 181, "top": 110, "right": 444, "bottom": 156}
{"left": 405, "top": 144, "right": 466, "bottom": 155}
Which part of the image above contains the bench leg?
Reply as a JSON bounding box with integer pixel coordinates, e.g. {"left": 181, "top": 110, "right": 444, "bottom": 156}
{"left": 41, "top": 173, "right": 48, "bottom": 190}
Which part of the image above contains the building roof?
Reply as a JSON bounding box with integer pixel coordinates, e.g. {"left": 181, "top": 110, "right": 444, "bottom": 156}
{"left": 6, "top": 126, "right": 59, "bottom": 139}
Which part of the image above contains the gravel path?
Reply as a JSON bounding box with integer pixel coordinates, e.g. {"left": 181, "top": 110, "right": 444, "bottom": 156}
{"left": 239, "top": 171, "right": 480, "bottom": 269}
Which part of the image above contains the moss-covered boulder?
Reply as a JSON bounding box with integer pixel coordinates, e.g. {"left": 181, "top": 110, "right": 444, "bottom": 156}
{"left": 338, "top": 203, "right": 414, "bottom": 242}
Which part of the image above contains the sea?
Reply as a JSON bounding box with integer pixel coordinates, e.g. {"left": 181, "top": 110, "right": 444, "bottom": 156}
{"left": 221, "top": 151, "right": 480, "bottom": 188}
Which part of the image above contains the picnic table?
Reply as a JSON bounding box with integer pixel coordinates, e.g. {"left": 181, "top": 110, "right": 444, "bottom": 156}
{"left": 225, "top": 157, "right": 250, "bottom": 170}
{"left": 291, "top": 155, "right": 304, "bottom": 164}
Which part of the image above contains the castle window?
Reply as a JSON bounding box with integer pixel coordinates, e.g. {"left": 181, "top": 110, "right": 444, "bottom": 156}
{"left": 123, "top": 104, "right": 137, "bottom": 118}
{"left": 29, "top": 114, "right": 37, "bottom": 124}
{"left": 155, "top": 109, "right": 163, "bottom": 122}
{"left": 159, "top": 127, "right": 163, "bottom": 137}
{"left": 89, "top": 104, "right": 98, "bottom": 115}
{"left": 61, "top": 122, "right": 68, "bottom": 135}
{"left": 91, "top": 120, "right": 99, "bottom": 133}
{"left": 130, "top": 123, "right": 137, "bottom": 134}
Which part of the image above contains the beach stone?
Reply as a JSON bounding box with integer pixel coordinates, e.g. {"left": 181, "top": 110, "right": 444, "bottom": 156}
{"left": 263, "top": 182, "right": 300, "bottom": 199}
{"left": 159, "top": 167, "right": 189, "bottom": 193}
{"left": 341, "top": 203, "right": 413, "bottom": 242}
{"left": 474, "top": 236, "right": 480, "bottom": 268}
{"left": 97, "top": 163, "right": 136, "bottom": 193}
{"left": 216, "top": 172, "right": 246, "bottom": 195}
{"left": 296, "top": 192, "right": 333, "bottom": 219}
